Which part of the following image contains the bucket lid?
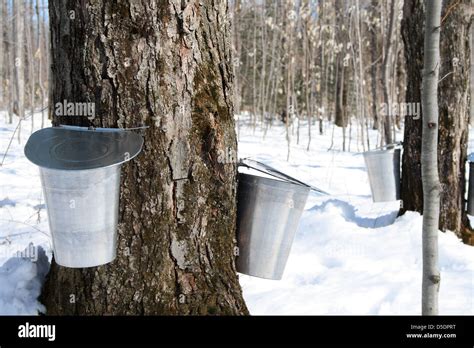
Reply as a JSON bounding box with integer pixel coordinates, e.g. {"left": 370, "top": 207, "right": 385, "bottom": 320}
{"left": 24, "top": 127, "right": 144, "bottom": 170}
{"left": 238, "top": 166, "right": 286, "bottom": 181}
{"left": 363, "top": 142, "right": 402, "bottom": 156}
{"left": 363, "top": 148, "right": 401, "bottom": 156}
{"left": 238, "top": 158, "right": 329, "bottom": 195}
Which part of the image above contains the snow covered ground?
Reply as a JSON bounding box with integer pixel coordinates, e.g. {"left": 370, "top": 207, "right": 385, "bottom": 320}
{"left": 0, "top": 111, "right": 472, "bottom": 315}
{"left": 0, "top": 112, "right": 52, "bottom": 314}
{"left": 237, "top": 115, "right": 473, "bottom": 315}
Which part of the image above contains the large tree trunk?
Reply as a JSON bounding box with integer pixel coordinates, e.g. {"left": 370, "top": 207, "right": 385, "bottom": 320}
{"left": 400, "top": 0, "right": 424, "bottom": 213}
{"left": 0, "top": 0, "right": 3, "bottom": 112}
{"left": 421, "top": 0, "right": 442, "bottom": 316}
{"left": 437, "top": 0, "right": 472, "bottom": 241}
{"left": 470, "top": 23, "right": 474, "bottom": 126}
{"left": 400, "top": 0, "right": 473, "bottom": 244}
{"left": 41, "top": 0, "right": 248, "bottom": 315}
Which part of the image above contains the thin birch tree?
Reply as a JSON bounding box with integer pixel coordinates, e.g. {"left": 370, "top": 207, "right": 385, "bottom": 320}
{"left": 421, "top": 0, "right": 442, "bottom": 316}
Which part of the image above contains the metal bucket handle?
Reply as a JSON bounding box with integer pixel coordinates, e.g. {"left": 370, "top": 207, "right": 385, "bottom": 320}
{"left": 58, "top": 124, "right": 149, "bottom": 134}
{"left": 371, "top": 141, "right": 403, "bottom": 152}
{"left": 239, "top": 158, "right": 329, "bottom": 195}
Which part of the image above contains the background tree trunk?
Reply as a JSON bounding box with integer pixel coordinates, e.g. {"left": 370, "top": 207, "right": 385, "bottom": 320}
{"left": 437, "top": 0, "right": 472, "bottom": 242}
{"left": 37, "top": 0, "right": 47, "bottom": 126}
{"left": 470, "top": 21, "right": 474, "bottom": 126}
{"left": 400, "top": 0, "right": 424, "bottom": 214}
{"left": 400, "top": 0, "right": 473, "bottom": 245}
{"left": 14, "top": 0, "right": 25, "bottom": 135}
{"left": 0, "top": 0, "right": 4, "bottom": 113}
{"left": 421, "top": 0, "right": 442, "bottom": 316}
{"left": 334, "top": 0, "right": 348, "bottom": 131}
{"left": 26, "top": 0, "right": 36, "bottom": 130}
{"left": 369, "top": 0, "right": 380, "bottom": 131}
{"left": 41, "top": 0, "right": 248, "bottom": 315}
{"left": 7, "top": 1, "right": 15, "bottom": 124}
{"left": 381, "top": 0, "right": 397, "bottom": 146}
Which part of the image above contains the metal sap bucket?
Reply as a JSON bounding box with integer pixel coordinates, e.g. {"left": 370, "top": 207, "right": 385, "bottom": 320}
{"left": 24, "top": 126, "right": 143, "bottom": 268}
{"left": 363, "top": 148, "right": 401, "bottom": 202}
{"left": 467, "top": 161, "right": 474, "bottom": 215}
{"left": 236, "top": 161, "right": 311, "bottom": 280}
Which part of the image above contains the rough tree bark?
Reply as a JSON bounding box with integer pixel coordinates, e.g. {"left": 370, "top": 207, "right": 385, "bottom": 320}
{"left": 421, "top": 0, "right": 442, "bottom": 316}
{"left": 400, "top": 0, "right": 424, "bottom": 214}
{"left": 437, "top": 0, "right": 472, "bottom": 242}
{"left": 41, "top": 0, "right": 248, "bottom": 315}
{"left": 0, "top": 0, "right": 3, "bottom": 112}
{"left": 401, "top": 0, "right": 473, "bottom": 245}
{"left": 470, "top": 19, "right": 474, "bottom": 125}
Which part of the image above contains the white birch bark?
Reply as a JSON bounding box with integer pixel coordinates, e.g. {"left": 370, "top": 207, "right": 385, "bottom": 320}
{"left": 421, "top": 0, "right": 442, "bottom": 316}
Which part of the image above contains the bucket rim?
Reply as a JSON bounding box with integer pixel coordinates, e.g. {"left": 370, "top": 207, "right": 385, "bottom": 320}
{"left": 236, "top": 269, "right": 282, "bottom": 280}
{"left": 238, "top": 171, "right": 311, "bottom": 193}
{"left": 37, "top": 160, "right": 124, "bottom": 172}
{"left": 363, "top": 148, "right": 401, "bottom": 156}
